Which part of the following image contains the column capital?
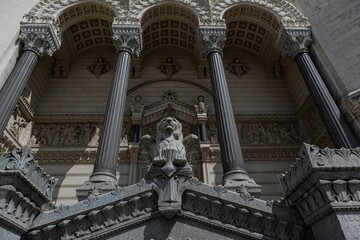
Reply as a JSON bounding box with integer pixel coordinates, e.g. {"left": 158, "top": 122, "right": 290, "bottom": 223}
{"left": 276, "top": 28, "right": 313, "bottom": 58}
{"left": 199, "top": 26, "right": 226, "bottom": 56}
{"left": 112, "top": 25, "right": 142, "bottom": 57}
{"left": 19, "top": 24, "right": 60, "bottom": 57}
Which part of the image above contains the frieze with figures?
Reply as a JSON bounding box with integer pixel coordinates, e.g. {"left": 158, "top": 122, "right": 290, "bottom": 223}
{"left": 29, "top": 123, "right": 130, "bottom": 147}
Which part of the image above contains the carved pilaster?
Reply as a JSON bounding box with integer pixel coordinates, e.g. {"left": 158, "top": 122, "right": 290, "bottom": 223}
{"left": 112, "top": 25, "right": 142, "bottom": 56}
{"left": 276, "top": 28, "right": 312, "bottom": 58}
{"left": 199, "top": 26, "right": 226, "bottom": 56}
{"left": 19, "top": 24, "right": 60, "bottom": 57}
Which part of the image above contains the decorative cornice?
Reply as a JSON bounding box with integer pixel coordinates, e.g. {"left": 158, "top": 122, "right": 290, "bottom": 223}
{"left": 19, "top": 24, "right": 60, "bottom": 57}
{"left": 112, "top": 25, "right": 142, "bottom": 56}
{"left": 199, "top": 26, "right": 227, "bottom": 56}
{"left": 0, "top": 147, "right": 57, "bottom": 202}
{"left": 276, "top": 28, "right": 313, "bottom": 58}
{"left": 279, "top": 144, "right": 360, "bottom": 224}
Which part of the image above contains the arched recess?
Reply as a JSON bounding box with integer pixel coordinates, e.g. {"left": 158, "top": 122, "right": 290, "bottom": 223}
{"left": 222, "top": 3, "right": 309, "bottom": 111}
{"left": 140, "top": 3, "right": 200, "bottom": 58}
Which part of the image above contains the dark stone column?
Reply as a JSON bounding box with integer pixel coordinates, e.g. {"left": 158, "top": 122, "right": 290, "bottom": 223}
{"left": 0, "top": 51, "right": 38, "bottom": 134}
{"left": 277, "top": 28, "right": 359, "bottom": 148}
{"left": 200, "top": 27, "right": 260, "bottom": 195}
{"left": 199, "top": 123, "right": 207, "bottom": 142}
{"left": 77, "top": 26, "right": 141, "bottom": 200}
{"left": 0, "top": 24, "right": 59, "bottom": 135}
{"left": 131, "top": 124, "right": 141, "bottom": 142}
{"left": 89, "top": 26, "right": 142, "bottom": 183}
{"left": 89, "top": 50, "right": 132, "bottom": 182}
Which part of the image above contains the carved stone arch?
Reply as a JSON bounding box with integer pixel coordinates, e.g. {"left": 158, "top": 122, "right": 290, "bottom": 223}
{"left": 212, "top": 0, "right": 310, "bottom": 32}
{"left": 127, "top": 0, "right": 211, "bottom": 25}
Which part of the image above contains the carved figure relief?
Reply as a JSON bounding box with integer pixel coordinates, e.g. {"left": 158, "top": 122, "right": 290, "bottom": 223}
{"left": 30, "top": 123, "right": 129, "bottom": 147}
{"left": 141, "top": 117, "right": 198, "bottom": 177}
{"left": 158, "top": 57, "right": 182, "bottom": 78}
{"left": 87, "top": 57, "right": 112, "bottom": 78}
{"left": 239, "top": 122, "right": 302, "bottom": 145}
{"left": 228, "top": 58, "right": 249, "bottom": 78}
{"left": 53, "top": 60, "right": 70, "bottom": 78}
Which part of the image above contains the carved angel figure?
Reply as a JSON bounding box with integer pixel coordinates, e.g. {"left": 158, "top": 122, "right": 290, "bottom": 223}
{"left": 141, "top": 117, "right": 198, "bottom": 168}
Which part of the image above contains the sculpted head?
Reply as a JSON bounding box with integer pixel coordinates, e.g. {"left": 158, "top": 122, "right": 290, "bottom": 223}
{"left": 157, "top": 117, "right": 182, "bottom": 140}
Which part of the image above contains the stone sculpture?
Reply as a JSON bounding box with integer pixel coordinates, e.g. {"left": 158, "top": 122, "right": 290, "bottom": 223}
{"left": 141, "top": 117, "right": 198, "bottom": 177}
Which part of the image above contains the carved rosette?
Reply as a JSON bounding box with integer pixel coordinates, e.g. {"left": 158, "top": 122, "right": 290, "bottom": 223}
{"left": 19, "top": 24, "right": 60, "bottom": 57}
{"left": 199, "top": 26, "right": 226, "bottom": 56}
{"left": 276, "top": 28, "right": 313, "bottom": 58}
{"left": 112, "top": 25, "right": 142, "bottom": 57}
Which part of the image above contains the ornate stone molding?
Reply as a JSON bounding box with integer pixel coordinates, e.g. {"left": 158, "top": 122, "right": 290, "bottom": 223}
{"left": 112, "top": 25, "right": 142, "bottom": 56}
{"left": 199, "top": 26, "right": 226, "bottom": 56}
{"left": 0, "top": 147, "right": 57, "bottom": 203}
{"left": 279, "top": 143, "right": 360, "bottom": 199}
{"left": 19, "top": 24, "right": 60, "bottom": 57}
{"left": 276, "top": 28, "right": 313, "bottom": 58}
{"left": 214, "top": 0, "right": 310, "bottom": 29}
{"left": 279, "top": 143, "right": 360, "bottom": 239}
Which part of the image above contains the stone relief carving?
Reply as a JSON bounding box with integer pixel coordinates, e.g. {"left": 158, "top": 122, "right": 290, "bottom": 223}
{"left": 141, "top": 117, "right": 198, "bottom": 177}
{"left": 6, "top": 106, "right": 33, "bottom": 146}
{"left": 19, "top": 24, "right": 60, "bottom": 57}
{"left": 162, "top": 90, "right": 177, "bottom": 101}
{"left": 87, "top": 57, "right": 112, "bottom": 78}
{"left": 0, "top": 146, "right": 57, "bottom": 201}
{"left": 30, "top": 123, "right": 130, "bottom": 147}
{"left": 112, "top": 25, "right": 142, "bottom": 56}
{"left": 266, "top": 61, "right": 283, "bottom": 79}
{"left": 227, "top": 58, "right": 249, "bottom": 78}
{"left": 158, "top": 57, "right": 182, "bottom": 78}
{"left": 53, "top": 59, "right": 70, "bottom": 78}
{"left": 346, "top": 94, "right": 360, "bottom": 119}
{"left": 276, "top": 28, "right": 313, "bottom": 58}
{"left": 239, "top": 122, "right": 302, "bottom": 145}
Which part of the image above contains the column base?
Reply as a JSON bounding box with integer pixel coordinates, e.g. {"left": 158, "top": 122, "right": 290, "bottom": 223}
{"left": 222, "top": 169, "right": 261, "bottom": 197}
{"left": 76, "top": 171, "right": 117, "bottom": 201}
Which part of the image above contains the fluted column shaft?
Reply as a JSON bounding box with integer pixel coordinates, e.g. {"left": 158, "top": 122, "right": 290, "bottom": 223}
{"left": 90, "top": 25, "right": 141, "bottom": 183}
{"left": 0, "top": 24, "right": 59, "bottom": 136}
{"left": 295, "top": 52, "right": 359, "bottom": 148}
{"left": 90, "top": 49, "right": 132, "bottom": 182}
{"left": 207, "top": 51, "right": 246, "bottom": 173}
{"left": 0, "top": 51, "right": 38, "bottom": 134}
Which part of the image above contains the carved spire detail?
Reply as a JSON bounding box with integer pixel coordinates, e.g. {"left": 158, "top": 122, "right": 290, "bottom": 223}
{"left": 112, "top": 25, "right": 142, "bottom": 57}
{"left": 19, "top": 24, "right": 60, "bottom": 57}
{"left": 276, "top": 28, "right": 313, "bottom": 58}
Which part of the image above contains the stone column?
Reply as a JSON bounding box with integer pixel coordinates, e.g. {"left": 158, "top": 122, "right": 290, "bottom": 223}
{"left": 277, "top": 29, "right": 359, "bottom": 148}
{"left": 90, "top": 26, "right": 142, "bottom": 183}
{"left": 77, "top": 26, "right": 141, "bottom": 200}
{"left": 0, "top": 24, "right": 59, "bottom": 135}
{"left": 200, "top": 27, "right": 260, "bottom": 195}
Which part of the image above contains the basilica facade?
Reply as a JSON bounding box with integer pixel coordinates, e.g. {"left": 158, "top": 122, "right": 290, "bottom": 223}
{"left": 0, "top": 0, "right": 359, "bottom": 239}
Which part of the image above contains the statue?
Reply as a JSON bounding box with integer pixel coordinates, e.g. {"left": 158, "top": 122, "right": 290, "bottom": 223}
{"left": 158, "top": 57, "right": 182, "bottom": 78}
{"left": 141, "top": 117, "right": 198, "bottom": 177}
{"left": 228, "top": 58, "right": 249, "bottom": 78}
{"left": 87, "top": 57, "right": 112, "bottom": 78}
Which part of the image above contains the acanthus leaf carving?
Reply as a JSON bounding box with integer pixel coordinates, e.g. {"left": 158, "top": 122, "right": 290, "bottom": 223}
{"left": 112, "top": 25, "right": 142, "bottom": 56}
{"left": 19, "top": 24, "right": 60, "bottom": 57}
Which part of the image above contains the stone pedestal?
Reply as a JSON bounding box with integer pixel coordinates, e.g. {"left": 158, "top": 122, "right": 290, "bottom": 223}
{"left": 279, "top": 143, "right": 360, "bottom": 240}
